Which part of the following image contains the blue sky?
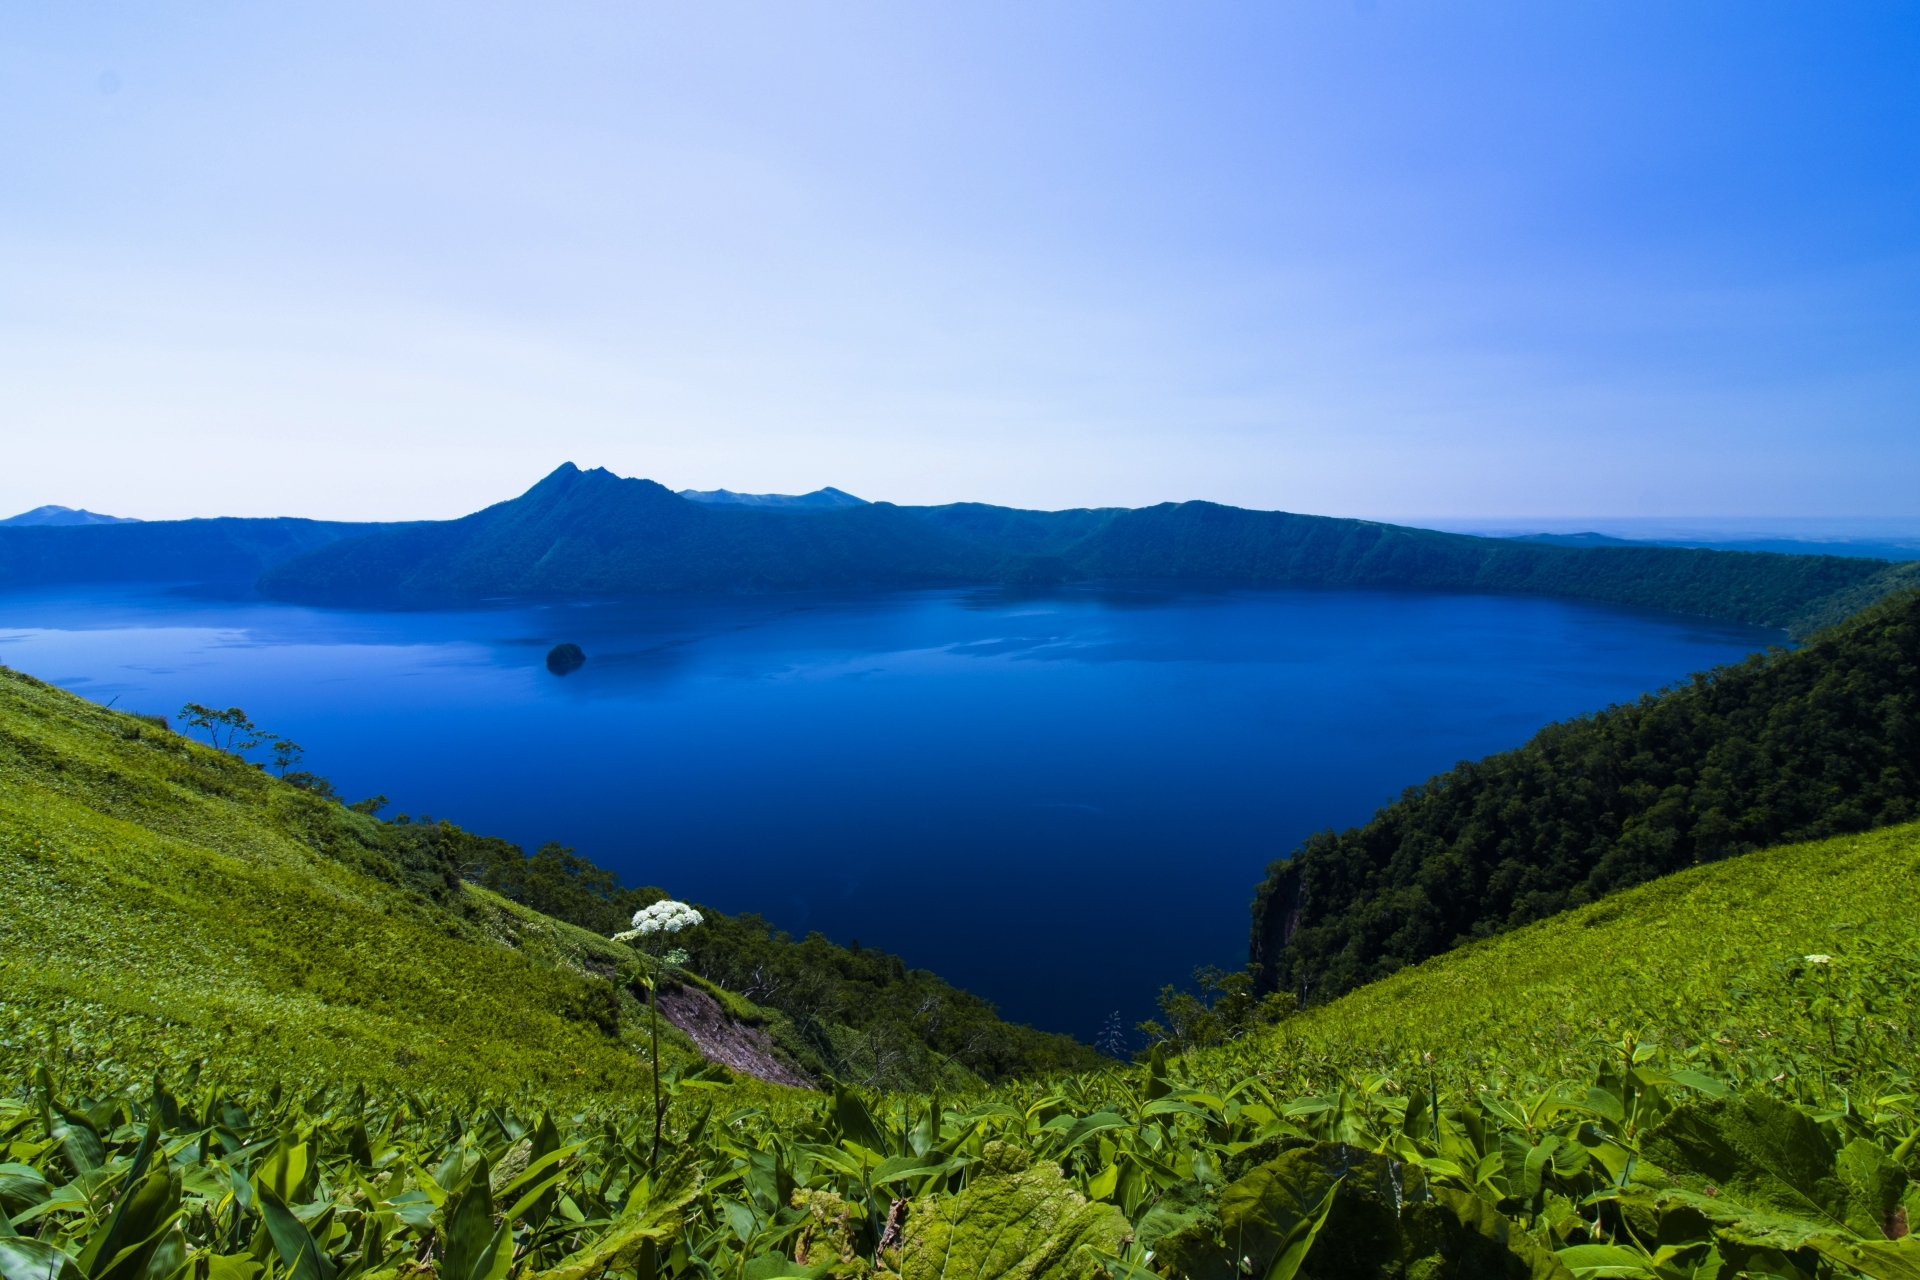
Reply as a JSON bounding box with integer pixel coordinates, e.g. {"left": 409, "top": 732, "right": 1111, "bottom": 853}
{"left": 3, "top": 3, "right": 1917, "bottom": 521}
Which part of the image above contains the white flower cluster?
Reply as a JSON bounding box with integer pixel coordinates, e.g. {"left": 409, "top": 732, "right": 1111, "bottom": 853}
{"left": 1804, "top": 953, "right": 1832, "bottom": 964}
{"left": 612, "top": 899, "right": 704, "bottom": 943}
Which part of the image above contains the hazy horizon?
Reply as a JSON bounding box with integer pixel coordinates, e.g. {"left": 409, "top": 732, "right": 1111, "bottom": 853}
{"left": 10, "top": 467, "right": 1920, "bottom": 546}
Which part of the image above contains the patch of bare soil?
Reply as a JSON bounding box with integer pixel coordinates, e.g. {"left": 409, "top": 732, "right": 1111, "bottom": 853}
{"left": 654, "top": 983, "right": 816, "bottom": 1089}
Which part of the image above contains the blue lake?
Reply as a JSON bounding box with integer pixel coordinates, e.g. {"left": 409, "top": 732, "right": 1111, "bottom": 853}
{"left": 0, "top": 583, "right": 1780, "bottom": 1042}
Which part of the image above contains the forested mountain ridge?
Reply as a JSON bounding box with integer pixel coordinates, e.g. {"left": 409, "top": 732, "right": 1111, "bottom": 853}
{"left": 0, "top": 515, "right": 409, "bottom": 587}
{"left": 1250, "top": 587, "right": 1920, "bottom": 1004}
{"left": 256, "top": 463, "right": 1008, "bottom": 599}
{"left": 247, "top": 463, "right": 1919, "bottom": 635}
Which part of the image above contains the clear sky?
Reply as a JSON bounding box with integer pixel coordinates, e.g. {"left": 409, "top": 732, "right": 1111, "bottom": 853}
{"left": 3, "top": 3, "right": 1917, "bottom": 522}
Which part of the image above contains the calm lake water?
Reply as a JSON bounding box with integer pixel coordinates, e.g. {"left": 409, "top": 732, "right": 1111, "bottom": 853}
{"left": 0, "top": 583, "right": 1780, "bottom": 1041}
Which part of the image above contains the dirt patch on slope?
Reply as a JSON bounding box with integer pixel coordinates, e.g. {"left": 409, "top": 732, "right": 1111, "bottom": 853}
{"left": 653, "top": 983, "right": 816, "bottom": 1089}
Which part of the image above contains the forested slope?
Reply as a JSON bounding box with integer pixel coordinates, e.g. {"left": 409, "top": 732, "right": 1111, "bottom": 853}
{"left": 257, "top": 464, "right": 1002, "bottom": 600}
{"left": 1250, "top": 588, "right": 1920, "bottom": 1003}
{"left": 1056, "top": 500, "right": 1913, "bottom": 635}
{"left": 245, "top": 463, "right": 1915, "bottom": 635}
{"left": 0, "top": 516, "right": 403, "bottom": 586}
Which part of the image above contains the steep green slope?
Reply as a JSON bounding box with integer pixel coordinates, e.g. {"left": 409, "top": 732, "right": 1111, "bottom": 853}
{"left": 432, "top": 820, "right": 1108, "bottom": 1085}
{"left": 1251, "top": 588, "right": 1920, "bottom": 1003}
{"left": 0, "top": 664, "right": 710, "bottom": 1102}
{"left": 0, "top": 663, "right": 1098, "bottom": 1099}
{"left": 1237, "top": 819, "right": 1920, "bottom": 1091}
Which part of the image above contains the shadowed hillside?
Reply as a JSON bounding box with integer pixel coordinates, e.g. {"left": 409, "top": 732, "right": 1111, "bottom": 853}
{"left": 258, "top": 464, "right": 1005, "bottom": 599}
{"left": 0, "top": 516, "right": 406, "bottom": 587}
{"left": 250, "top": 464, "right": 1919, "bottom": 636}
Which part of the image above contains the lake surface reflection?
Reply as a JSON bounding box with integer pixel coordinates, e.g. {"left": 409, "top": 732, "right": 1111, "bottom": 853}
{"left": 0, "top": 583, "right": 1780, "bottom": 1041}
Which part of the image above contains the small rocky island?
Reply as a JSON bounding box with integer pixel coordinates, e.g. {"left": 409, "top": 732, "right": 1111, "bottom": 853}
{"left": 545, "top": 642, "right": 585, "bottom": 675}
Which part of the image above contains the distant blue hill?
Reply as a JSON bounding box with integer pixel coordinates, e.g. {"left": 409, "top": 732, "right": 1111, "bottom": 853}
{"left": 6, "top": 465, "right": 1915, "bottom": 636}
{"left": 1508, "top": 530, "right": 1920, "bottom": 562}
{"left": 1, "top": 505, "right": 141, "bottom": 527}
{"left": 246, "top": 463, "right": 1920, "bottom": 636}
{"left": 0, "top": 516, "right": 412, "bottom": 587}
{"left": 679, "top": 486, "right": 869, "bottom": 510}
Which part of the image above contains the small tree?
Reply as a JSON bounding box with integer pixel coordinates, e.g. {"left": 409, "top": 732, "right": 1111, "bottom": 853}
{"left": 178, "top": 703, "right": 263, "bottom": 754}
{"left": 267, "top": 736, "right": 304, "bottom": 776}
{"left": 1136, "top": 964, "right": 1295, "bottom": 1054}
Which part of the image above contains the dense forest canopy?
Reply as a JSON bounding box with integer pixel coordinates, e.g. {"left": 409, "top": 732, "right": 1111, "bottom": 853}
{"left": 1251, "top": 589, "right": 1920, "bottom": 1004}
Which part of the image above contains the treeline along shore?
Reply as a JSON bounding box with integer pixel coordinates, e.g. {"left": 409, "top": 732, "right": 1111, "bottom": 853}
{"left": 5, "top": 462, "right": 1917, "bottom": 634}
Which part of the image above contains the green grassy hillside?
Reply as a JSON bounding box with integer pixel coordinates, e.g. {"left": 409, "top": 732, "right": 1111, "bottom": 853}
{"left": 0, "top": 663, "right": 723, "bottom": 1103}
{"left": 1226, "top": 819, "right": 1920, "bottom": 1092}
{"left": 1252, "top": 587, "right": 1920, "bottom": 1004}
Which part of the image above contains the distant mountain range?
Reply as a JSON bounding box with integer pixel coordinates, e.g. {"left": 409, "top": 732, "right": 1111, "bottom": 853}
{"left": 1510, "top": 529, "right": 1920, "bottom": 563}
{"left": 678, "top": 486, "right": 869, "bottom": 510}
{"left": 6, "top": 464, "right": 1917, "bottom": 635}
{"left": 0, "top": 516, "right": 414, "bottom": 588}
{"left": 0, "top": 504, "right": 141, "bottom": 527}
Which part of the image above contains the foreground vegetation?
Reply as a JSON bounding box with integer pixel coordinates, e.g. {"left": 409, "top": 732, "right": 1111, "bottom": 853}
{"left": 1253, "top": 588, "right": 1920, "bottom": 1004}
{"left": 10, "top": 810, "right": 1920, "bottom": 1279}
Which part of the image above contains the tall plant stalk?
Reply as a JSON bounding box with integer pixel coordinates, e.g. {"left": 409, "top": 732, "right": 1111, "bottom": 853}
{"left": 646, "top": 974, "right": 662, "bottom": 1169}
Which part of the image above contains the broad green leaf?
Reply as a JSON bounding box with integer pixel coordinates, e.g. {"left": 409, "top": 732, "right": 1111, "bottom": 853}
{"left": 871, "top": 1154, "right": 958, "bottom": 1187}
{"left": 251, "top": 1143, "right": 310, "bottom": 1209}
{"left": 82, "top": 1167, "right": 179, "bottom": 1280}
{"left": 1553, "top": 1243, "right": 1658, "bottom": 1278}
{"left": 1057, "top": 1113, "right": 1130, "bottom": 1150}
{"left": 1641, "top": 1093, "right": 1857, "bottom": 1234}
{"left": 1260, "top": 1177, "right": 1340, "bottom": 1280}
{"left": 1523, "top": 1135, "right": 1562, "bottom": 1202}
{"left": 256, "top": 1189, "right": 334, "bottom": 1280}
{"left": 0, "top": 1240, "right": 83, "bottom": 1280}
{"left": 441, "top": 1171, "right": 499, "bottom": 1280}
{"left": 1805, "top": 1234, "right": 1920, "bottom": 1280}
{"left": 828, "top": 1089, "right": 887, "bottom": 1155}
{"left": 891, "top": 1156, "right": 1130, "bottom": 1280}
{"left": 740, "top": 1256, "right": 830, "bottom": 1280}
{"left": 1664, "top": 1072, "right": 1730, "bottom": 1100}
{"left": 1429, "top": 1188, "right": 1577, "bottom": 1280}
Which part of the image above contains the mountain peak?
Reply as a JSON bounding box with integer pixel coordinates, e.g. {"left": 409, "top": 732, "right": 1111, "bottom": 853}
{"left": 0, "top": 505, "right": 142, "bottom": 527}
{"left": 679, "top": 486, "right": 869, "bottom": 511}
